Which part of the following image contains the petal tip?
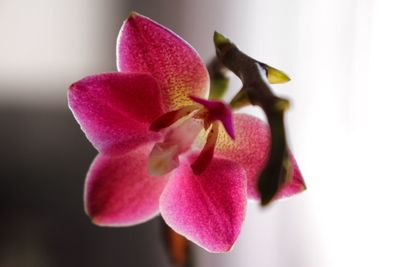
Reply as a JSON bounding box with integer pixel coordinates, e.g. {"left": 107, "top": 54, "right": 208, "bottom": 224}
{"left": 85, "top": 206, "right": 110, "bottom": 227}
{"left": 300, "top": 181, "right": 307, "bottom": 191}
{"left": 202, "top": 243, "right": 235, "bottom": 254}
{"left": 128, "top": 11, "right": 140, "bottom": 19}
{"left": 89, "top": 215, "right": 126, "bottom": 227}
{"left": 68, "top": 81, "right": 82, "bottom": 95}
{"left": 90, "top": 215, "right": 105, "bottom": 226}
{"left": 204, "top": 240, "right": 237, "bottom": 253}
{"left": 68, "top": 82, "right": 77, "bottom": 91}
{"left": 126, "top": 11, "right": 146, "bottom": 23}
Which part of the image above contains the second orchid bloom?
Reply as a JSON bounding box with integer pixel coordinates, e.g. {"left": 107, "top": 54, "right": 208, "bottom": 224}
{"left": 68, "top": 12, "right": 305, "bottom": 253}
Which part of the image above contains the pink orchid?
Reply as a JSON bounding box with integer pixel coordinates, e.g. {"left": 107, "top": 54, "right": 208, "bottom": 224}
{"left": 68, "top": 13, "right": 305, "bottom": 253}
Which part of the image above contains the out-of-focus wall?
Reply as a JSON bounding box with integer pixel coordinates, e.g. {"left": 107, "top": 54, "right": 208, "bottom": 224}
{"left": 0, "top": 0, "right": 189, "bottom": 106}
{"left": 178, "top": 1, "right": 400, "bottom": 267}
{"left": 185, "top": 0, "right": 400, "bottom": 267}
{"left": 0, "top": 0, "right": 116, "bottom": 105}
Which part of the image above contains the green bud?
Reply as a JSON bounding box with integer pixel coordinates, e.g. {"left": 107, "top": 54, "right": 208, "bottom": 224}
{"left": 265, "top": 65, "right": 291, "bottom": 84}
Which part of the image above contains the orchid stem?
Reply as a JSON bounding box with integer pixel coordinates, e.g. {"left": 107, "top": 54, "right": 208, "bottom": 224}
{"left": 207, "top": 57, "right": 230, "bottom": 100}
{"left": 212, "top": 32, "right": 291, "bottom": 206}
{"left": 161, "top": 219, "right": 193, "bottom": 267}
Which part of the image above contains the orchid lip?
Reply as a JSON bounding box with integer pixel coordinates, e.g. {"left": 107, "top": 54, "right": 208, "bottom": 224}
{"left": 147, "top": 117, "right": 204, "bottom": 176}
{"left": 148, "top": 143, "right": 180, "bottom": 176}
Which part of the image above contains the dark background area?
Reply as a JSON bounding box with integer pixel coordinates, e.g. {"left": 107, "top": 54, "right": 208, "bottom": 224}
{"left": 0, "top": 1, "right": 184, "bottom": 266}
{"left": 0, "top": 107, "right": 170, "bottom": 267}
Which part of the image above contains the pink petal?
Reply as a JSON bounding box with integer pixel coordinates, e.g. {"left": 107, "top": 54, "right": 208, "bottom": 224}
{"left": 215, "top": 114, "right": 305, "bottom": 200}
{"left": 85, "top": 144, "right": 169, "bottom": 226}
{"left": 117, "top": 13, "right": 209, "bottom": 110}
{"left": 275, "top": 153, "right": 306, "bottom": 199}
{"left": 68, "top": 72, "right": 163, "bottom": 155}
{"left": 160, "top": 154, "right": 246, "bottom": 253}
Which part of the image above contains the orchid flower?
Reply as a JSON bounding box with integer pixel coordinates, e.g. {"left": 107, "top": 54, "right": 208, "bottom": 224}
{"left": 68, "top": 13, "right": 305, "bottom": 253}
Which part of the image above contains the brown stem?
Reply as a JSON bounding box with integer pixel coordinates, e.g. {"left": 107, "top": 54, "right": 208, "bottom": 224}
{"left": 213, "top": 32, "right": 291, "bottom": 206}
{"left": 161, "top": 219, "right": 193, "bottom": 267}
{"left": 207, "top": 57, "right": 230, "bottom": 100}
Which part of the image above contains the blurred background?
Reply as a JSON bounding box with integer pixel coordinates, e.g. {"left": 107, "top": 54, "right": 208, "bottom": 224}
{"left": 1, "top": 0, "right": 399, "bottom": 266}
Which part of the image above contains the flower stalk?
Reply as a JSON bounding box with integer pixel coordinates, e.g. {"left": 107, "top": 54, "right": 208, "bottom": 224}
{"left": 212, "top": 32, "right": 292, "bottom": 206}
